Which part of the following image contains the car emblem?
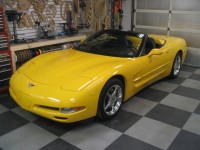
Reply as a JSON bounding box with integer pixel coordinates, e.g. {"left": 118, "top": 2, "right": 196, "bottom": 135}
{"left": 28, "top": 83, "right": 35, "bottom": 88}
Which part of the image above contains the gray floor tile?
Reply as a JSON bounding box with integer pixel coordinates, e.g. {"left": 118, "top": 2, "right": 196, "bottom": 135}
{"left": 61, "top": 123, "right": 122, "bottom": 150}
{"left": 0, "top": 93, "right": 8, "bottom": 98}
{"left": 0, "top": 104, "right": 9, "bottom": 114}
{"left": 136, "top": 88, "right": 168, "bottom": 102}
{"left": 125, "top": 117, "right": 180, "bottom": 150}
{"left": 160, "top": 93, "right": 199, "bottom": 112}
{"left": 181, "top": 65, "right": 197, "bottom": 73}
{"left": 34, "top": 117, "right": 79, "bottom": 136}
{"left": 183, "top": 114, "right": 200, "bottom": 135}
{"left": 181, "top": 79, "right": 200, "bottom": 90}
{"left": 189, "top": 73, "right": 200, "bottom": 81}
{"left": 105, "top": 134, "right": 162, "bottom": 150}
{"left": 168, "top": 130, "right": 200, "bottom": 150}
{"left": 0, "top": 123, "right": 57, "bottom": 150}
{"left": 122, "top": 97, "right": 157, "bottom": 116}
{"left": 195, "top": 69, "right": 200, "bottom": 74}
{"left": 151, "top": 82, "right": 179, "bottom": 93}
{"left": 0, "top": 95, "right": 18, "bottom": 109}
{"left": 146, "top": 104, "right": 191, "bottom": 128}
{"left": 40, "top": 138, "right": 81, "bottom": 150}
{"left": 100, "top": 109, "right": 142, "bottom": 132}
{"left": 194, "top": 104, "right": 200, "bottom": 115}
{"left": 165, "top": 77, "right": 185, "bottom": 85}
{"left": 12, "top": 107, "right": 38, "bottom": 122}
{"left": 0, "top": 111, "right": 29, "bottom": 136}
{"left": 173, "top": 86, "right": 200, "bottom": 100}
{"left": 179, "top": 71, "right": 192, "bottom": 78}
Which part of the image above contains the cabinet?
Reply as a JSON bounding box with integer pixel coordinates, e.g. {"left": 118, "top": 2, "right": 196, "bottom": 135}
{"left": 0, "top": 7, "right": 12, "bottom": 92}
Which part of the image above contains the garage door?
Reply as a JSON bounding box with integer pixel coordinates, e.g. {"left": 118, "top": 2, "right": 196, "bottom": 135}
{"left": 133, "top": 0, "right": 200, "bottom": 67}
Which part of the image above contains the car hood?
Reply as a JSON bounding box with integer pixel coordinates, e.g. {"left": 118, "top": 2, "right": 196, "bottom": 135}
{"left": 19, "top": 49, "right": 128, "bottom": 90}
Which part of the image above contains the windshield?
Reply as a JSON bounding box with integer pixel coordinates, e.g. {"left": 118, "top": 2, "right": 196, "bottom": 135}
{"left": 74, "top": 30, "right": 145, "bottom": 58}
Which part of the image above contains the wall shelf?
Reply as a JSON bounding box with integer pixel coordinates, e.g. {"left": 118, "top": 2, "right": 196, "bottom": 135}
{"left": 10, "top": 34, "right": 86, "bottom": 72}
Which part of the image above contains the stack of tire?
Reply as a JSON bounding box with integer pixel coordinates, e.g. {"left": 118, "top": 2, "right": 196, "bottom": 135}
{"left": 15, "top": 49, "right": 42, "bottom": 64}
{"left": 61, "top": 41, "right": 81, "bottom": 50}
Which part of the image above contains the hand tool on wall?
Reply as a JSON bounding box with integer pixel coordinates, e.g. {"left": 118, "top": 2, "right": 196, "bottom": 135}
{"left": 114, "top": 0, "right": 123, "bottom": 30}
{"left": 54, "top": 0, "right": 62, "bottom": 5}
{"left": 5, "top": 10, "right": 25, "bottom": 43}
{"left": 85, "top": 0, "right": 93, "bottom": 28}
{"left": 94, "top": 0, "right": 107, "bottom": 32}
{"left": 17, "top": 0, "right": 31, "bottom": 11}
{"left": 46, "top": 4, "right": 57, "bottom": 19}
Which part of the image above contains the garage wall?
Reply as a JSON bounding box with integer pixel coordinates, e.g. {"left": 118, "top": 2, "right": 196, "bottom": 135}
{"left": 5, "top": 0, "right": 105, "bottom": 40}
{"left": 131, "top": 0, "right": 200, "bottom": 67}
{"left": 5, "top": 0, "right": 70, "bottom": 40}
{"left": 122, "top": 0, "right": 132, "bottom": 31}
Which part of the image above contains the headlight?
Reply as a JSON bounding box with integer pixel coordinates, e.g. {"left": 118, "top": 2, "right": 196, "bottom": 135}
{"left": 60, "top": 106, "right": 85, "bottom": 114}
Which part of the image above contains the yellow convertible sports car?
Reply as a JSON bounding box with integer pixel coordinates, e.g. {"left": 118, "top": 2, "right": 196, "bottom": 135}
{"left": 9, "top": 30, "right": 187, "bottom": 123}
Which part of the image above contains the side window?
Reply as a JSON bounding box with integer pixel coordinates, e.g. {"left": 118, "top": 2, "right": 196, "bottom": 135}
{"left": 126, "top": 36, "right": 142, "bottom": 53}
{"left": 144, "top": 37, "right": 156, "bottom": 55}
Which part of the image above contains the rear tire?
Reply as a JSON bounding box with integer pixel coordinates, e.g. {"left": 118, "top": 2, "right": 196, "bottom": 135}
{"left": 169, "top": 52, "right": 182, "bottom": 78}
{"left": 97, "top": 78, "right": 124, "bottom": 120}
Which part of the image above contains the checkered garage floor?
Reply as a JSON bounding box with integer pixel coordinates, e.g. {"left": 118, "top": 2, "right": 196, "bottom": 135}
{"left": 0, "top": 65, "right": 200, "bottom": 150}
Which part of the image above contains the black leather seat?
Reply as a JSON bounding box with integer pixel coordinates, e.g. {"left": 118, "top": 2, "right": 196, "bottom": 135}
{"left": 145, "top": 37, "right": 156, "bottom": 54}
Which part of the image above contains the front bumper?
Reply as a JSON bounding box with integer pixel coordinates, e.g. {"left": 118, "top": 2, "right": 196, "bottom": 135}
{"left": 9, "top": 72, "right": 97, "bottom": 123}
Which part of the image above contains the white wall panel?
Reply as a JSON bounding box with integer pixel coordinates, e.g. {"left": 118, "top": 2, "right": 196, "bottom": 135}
{"left": 171, "top": 14, "right": 200, "bottom": 30}
{"left": 135, "top": 28, "right": 167, "bottom": 35}
{"left": 136, "top": 12, "right": 168, "bottom": 27}
{"left": 137, "top": 0, "right": 170, "bottom": 10}
{"left": 172, "top": 0, "right": 200, "bottom": 11}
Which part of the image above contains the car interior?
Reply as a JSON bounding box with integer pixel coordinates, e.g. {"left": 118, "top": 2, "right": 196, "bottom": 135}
{"left": 141, "top": 37, "right": 165, "bottom": 56}
{"left": 144, "top": 37, "right": 156, "bottom": 54}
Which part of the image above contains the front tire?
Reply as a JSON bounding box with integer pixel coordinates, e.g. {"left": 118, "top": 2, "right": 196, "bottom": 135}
{"left": 169, "top": 52, "right": 182, "bottom": 78}
{"left": 97, "top": 78, "right": 124, "bottom": 120}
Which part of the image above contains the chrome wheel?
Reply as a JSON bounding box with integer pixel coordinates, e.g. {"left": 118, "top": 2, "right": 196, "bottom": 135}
{"left": 169, "top": 52, "right": 182, "bottom": 79}
{"left": 97, "top": 78, "right": 124, "bottom": 120}
{"left": 103, "top": 85, "right": 123, "bottom": 116}
{"left": 173, "top": 54, "right": 181, "bottom": 76}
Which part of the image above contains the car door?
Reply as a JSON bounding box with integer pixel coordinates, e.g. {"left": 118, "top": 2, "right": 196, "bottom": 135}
{"left": 129, "top": 38, "right": 167, "bottom": 93}
{"left": 160, "top": 43, "right": 174, "bottom": 72}
{"left": 131, "top": 54, "right": 163, "bottom": 89}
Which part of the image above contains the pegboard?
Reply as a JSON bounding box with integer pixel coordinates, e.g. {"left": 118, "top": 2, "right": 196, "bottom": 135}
{"left": 4, "top": 0, "right": 73, "bottom": 40}
{"left": 2, "top": 0, "right": 111, "bottom": 40}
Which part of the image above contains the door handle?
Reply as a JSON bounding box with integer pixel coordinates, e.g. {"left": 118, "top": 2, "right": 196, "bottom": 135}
{"left": 165, "top": 49, "right": 169, "bottom": 53}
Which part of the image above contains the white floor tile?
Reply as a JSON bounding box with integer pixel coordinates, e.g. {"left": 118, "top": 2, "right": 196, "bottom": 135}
{"left": 61, "top": 123, "right": 122, "bottom": 150}
{"left": 0, "top": 123, "right": 57, "bottom": 150}
{"left": 12, "top": 107, "right": 38, "bottom": 122}
{"left": 151, "top": 82, "right": 178, "bottom": 93}
{"left": 183, "top": 113, "right": 200, "bottom": 135}
{"left": 160, "top": 94, "right": 199, "bottom": 112}
{"left": 179, "top": 71, "right": 192, "bottom": 78}
{"left": 125, "top": 117, "right": 180, "bottom": 150}
{"left": 122, "top": 97, "right": 157, "bottom": 116}
{"left": 195, "top": 69, "right": 200, "bottom": 74}
{"left": 0, "top": 104, "right": 8, "bottom": 114}
{"left": 181, "top": 79, "right": 200, "bottom": 90}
